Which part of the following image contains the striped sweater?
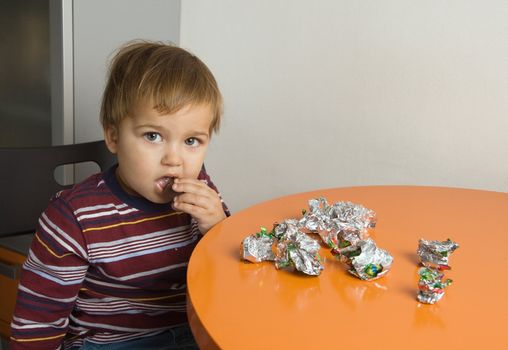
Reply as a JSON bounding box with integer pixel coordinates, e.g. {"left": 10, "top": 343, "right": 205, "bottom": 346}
{"left": 10, "top": 165, "right": 228, "bottom": 349}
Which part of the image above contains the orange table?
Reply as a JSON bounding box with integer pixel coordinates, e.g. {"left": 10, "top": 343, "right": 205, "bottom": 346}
{"left": 187, "top": 186, "right": 508, "bottom": 349}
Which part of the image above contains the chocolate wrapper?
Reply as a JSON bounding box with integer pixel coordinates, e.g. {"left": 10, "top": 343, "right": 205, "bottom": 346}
{"left": 299, "top": 198, "right": 334, "bottom": 244}
{"left": 346, "top": 238, "right": 393, "bottom": 280}
{"left": 417, "top": 238, "right": 459, "bottom": 269}
{"left": 274, "top": 220, "right": 323, "bottom": 276}
{"left": 301, "top": 198, "right": 376, "bottom": 250}
{"left": 330, "top": 200, "right": 377, "bottom": 236}
{"left": 241, "top": 228, "right": 276, "bottom": 263}
{"left": 417, "top": 267, "right": 453, "bottom": 304}
{"left": 273, "top": 219, "right": 301, "bottom": 240}
{"left": 240, "top": 197, "right": 390, "bottom": 280}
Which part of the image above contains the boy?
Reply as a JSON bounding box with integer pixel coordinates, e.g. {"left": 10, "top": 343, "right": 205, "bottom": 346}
{"left": 10, "top": 41, "right": 229, "bottom": 349}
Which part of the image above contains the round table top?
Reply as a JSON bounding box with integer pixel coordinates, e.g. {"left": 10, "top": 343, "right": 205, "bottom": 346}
{"left": 187, "top": 186, "right": 508, "bottom": 350}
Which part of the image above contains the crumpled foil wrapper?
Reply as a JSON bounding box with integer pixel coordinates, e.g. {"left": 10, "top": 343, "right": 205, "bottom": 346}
{"left": 241, "top": 228, "right": 276, "bottom": 263}
{"left": 417, "top": 238, "right": 459, "bottom": 269}
{"left": 273, "top": 219, "right": 301, "bottom": 240}
{"left": 417, "top": 266, "right": 453, "bottom": 304}
{"left": 274, "top": 220, "right": 324, "bottom": 276}
{"left": 330, "top": 200, "right": 377, "bottom": 235}
{"left": 300, "top": 198, "right": 377, "bottom": 250}
{"left": 346, "top": 238, "right": 394, "bottom": 280}
{"left": 240, "top": 198, "right": 390, "bottom": 280}
{"left": 300, "top": 197, "right": 334, "bottom": 233}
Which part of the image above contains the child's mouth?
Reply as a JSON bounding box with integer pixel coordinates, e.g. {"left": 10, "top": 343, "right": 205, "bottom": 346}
{"left": 156, "top": 176, "right": 177, "bottom": 199}
{"left": 156, "top": 176, "right": 174, "bottom": 193}
{"left": 157, "top": 176, "right": 173, "bottom": 191}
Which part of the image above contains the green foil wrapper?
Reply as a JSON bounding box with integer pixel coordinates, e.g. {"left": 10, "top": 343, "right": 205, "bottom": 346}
{"left": 346, "top": 238, "right": 393, "bottom": 280}
{"left": 417, "top": 238, "right": 459, "bottom": 269}
{"left": 274, "top": 220, "right": 323, "bottom": 276}
{"left": 241, "top": 227, "right": 276, "bottom": 263}
{"left": 417, "top": 266, "right": 453, "bottom": 304}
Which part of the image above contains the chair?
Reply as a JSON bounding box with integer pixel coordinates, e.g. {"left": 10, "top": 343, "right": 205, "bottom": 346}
{"left": 0, "top": 140, "right": 116, "bottom": 342}
{"left": 0, "top": 140, "right": 116, "bottom": 238}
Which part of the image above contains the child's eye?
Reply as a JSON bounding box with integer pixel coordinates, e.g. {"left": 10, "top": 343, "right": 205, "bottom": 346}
{"left": 144, "top": 132, "right": 162, "bottom": 142}
{"left": 185, "top": 137, "right": 200, "bottom": 147}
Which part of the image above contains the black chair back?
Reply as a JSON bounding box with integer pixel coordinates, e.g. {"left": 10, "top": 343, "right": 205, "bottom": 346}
{"left": 0, "top": 140, "right": 116, "bottom": 237}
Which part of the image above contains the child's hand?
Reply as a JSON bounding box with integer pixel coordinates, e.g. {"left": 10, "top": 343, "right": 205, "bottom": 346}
{"left": 171, "top": 178, "right": 226, "bottom": 234}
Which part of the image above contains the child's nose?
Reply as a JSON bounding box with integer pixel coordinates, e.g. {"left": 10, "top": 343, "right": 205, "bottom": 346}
{"left": 161, "top": 145, "right": 182, "bottom": 167}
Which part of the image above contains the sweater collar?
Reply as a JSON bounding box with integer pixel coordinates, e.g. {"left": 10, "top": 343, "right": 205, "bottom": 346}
{"left": 104, "top": 165, "right": 174, "bottom": 213}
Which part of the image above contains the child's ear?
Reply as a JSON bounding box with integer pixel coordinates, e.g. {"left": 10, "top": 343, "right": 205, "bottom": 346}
{"left": 104, "top": 126, "right": 119, "bottom": 154}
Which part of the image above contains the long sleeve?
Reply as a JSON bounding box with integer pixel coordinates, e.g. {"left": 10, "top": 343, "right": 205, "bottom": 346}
{"left": 198, "top": 166, "right": 231, "bottom": 217}
{"left": 10, "top": 167, "right": 227, "bottom": 349}
{"left": 10, "top": 196, "right": 89, "bottom": 350}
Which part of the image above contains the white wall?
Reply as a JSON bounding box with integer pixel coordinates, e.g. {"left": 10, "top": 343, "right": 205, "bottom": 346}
{"left": 73, "top": 0, "right": 181, "bottom": 143}
{"left": 180, "top": 0, "right": 508, "bottom": 212}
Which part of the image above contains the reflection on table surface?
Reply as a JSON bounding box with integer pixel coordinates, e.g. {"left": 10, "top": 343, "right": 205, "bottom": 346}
{"left": 187, "top": 186, "right": 508, "bottom": 349}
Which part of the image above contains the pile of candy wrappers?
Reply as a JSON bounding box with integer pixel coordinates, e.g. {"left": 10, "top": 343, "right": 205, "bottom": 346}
{"left": 416, "top": 238, "right": 459, "bottom": 304}
{"left": 241, "top": 197, "right": 461, "bottom": 304}
{"left": 241, "top": 197, "right": 394, "bottom": 280}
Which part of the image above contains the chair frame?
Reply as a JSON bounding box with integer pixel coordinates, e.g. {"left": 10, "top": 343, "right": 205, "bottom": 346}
{"left": 0, "top": 140, "right": 116, "bottom": 237}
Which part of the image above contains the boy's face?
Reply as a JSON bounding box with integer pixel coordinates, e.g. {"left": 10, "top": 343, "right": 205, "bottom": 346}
{"left": 105, "top": 102, "right": 213, "bottom": 204}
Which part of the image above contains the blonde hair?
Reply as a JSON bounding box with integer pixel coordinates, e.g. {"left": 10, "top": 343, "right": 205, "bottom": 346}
{"left": 100, "top": 40, "right": 223, "bottom": 134}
